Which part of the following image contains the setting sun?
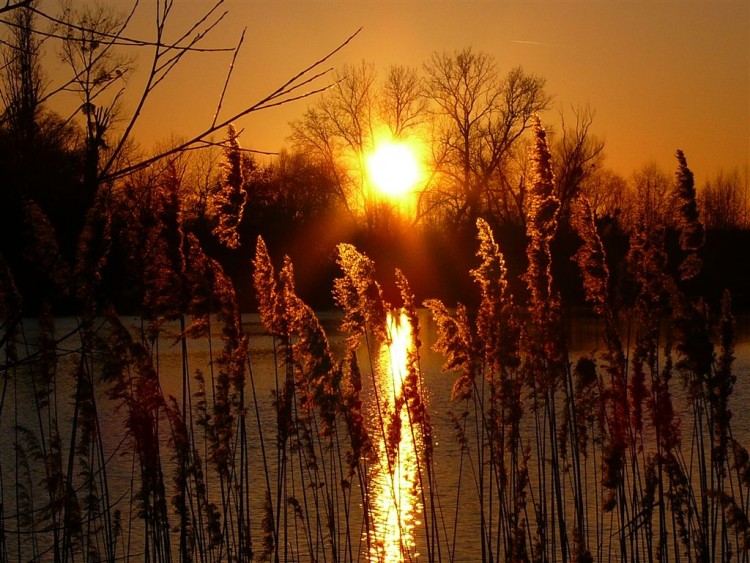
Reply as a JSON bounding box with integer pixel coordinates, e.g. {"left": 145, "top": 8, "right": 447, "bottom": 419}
{"left": 366, "top": 141, "right": 421, "bottom": 199}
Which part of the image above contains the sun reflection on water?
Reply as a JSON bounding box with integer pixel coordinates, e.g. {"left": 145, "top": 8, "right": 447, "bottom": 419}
{"left": 369, "top": 311, "right": 422, "bottom": 562}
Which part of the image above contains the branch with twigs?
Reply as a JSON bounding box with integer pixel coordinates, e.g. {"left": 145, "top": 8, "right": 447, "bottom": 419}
{"left": 0, "top": 0, "right": 31, "bottom": 16}
{"left": 1, "top": 1, "right": 361, "bottom": 183}
{"left": 103, "top": 25, "right": 362, "bottom": 182}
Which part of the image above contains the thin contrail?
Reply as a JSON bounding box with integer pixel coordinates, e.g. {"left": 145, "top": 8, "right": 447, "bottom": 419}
{"left": 510, "top": 39, "right": 567, "bottom": 47}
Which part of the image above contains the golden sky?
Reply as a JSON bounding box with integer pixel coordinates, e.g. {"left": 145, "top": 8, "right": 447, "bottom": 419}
{"left": 87, "top": 0, "right": 748, "bottom": 184}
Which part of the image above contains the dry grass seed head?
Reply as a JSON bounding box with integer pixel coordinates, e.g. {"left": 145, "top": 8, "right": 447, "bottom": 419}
{"left": 571, "top": 196, "right": 610, "bottom": 316}
{"left": 210, "top": 124, "right": 247, "bottom": 250}
{"left": 673, "top": 150, "right": 704, "bottom": 282}
{"left": 395, "top": 268, "right": 421, "bottom": 349}
{"left": 253, "top": 236, "right": 285, "bottom": 336}
{"left": 22, "top": 199, "right": 71, "bottom": 293}
{"left": 524, "top": 116, "right": 560, "bottom": 316}
{"left": 424, "top": 299, "right": 473, "bottom": 378}
{"left": 284, "top": 279, "right": 340, "bottom": 436}
{"left": 183, "top": 233, "right": 213, "bottom": 338}
{"left": 471, "top": 218, "right": 513, "bottom": 368}
{"left": 334, "top": 243, "right": 388, "bottom": 342}
{"left": 0, "top": 251, "right": 21, "bottom": 322}
{"left": 74, "top": 187, "right": 113, "bottom": 303}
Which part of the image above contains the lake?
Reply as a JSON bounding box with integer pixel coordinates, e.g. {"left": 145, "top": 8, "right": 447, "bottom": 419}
{"left": 2, "top": 309, "right": 749, "bottom": 562}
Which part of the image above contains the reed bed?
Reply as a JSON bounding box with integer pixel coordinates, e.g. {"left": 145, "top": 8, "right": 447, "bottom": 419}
{"left": 0, "top": 120, "right": 748, "bottom": 562}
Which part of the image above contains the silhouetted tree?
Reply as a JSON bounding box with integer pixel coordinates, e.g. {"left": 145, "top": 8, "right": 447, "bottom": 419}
{"left": 0, "top": 0, "right": 83, "bottom": 208}
{"left": 552, "top": 104, "right": 605, "bottom": 223}
{"left": 290, "top": 62, "right": 428, "bottom": 227}
{"left": 630, "top": 161, "right": 676, "bottom": 233}
{"left": 290, "top": 61, "right": 375, "bottom": 217}
{"left": 423, "top": 48, "right": 551, "bottom": 227}
{"left": 582, "top": 168, "right": 630, "bottom": 223}
{"left": 258, "top": 149, "right": 340, "bottom": 223}
{"left": 0, "top": 0, "right": 43, "bottom": 158}
{"left": 380, "top": 64, "right": 427, "bottom": 138}
{"left": 699, "top": 166, "right": 750, "bottom": 231}
{"left": 58, "top": 1, "right": 135, "bottom": 202}
{"left": 0, "top": 1, "right": 83, "bottom": 298}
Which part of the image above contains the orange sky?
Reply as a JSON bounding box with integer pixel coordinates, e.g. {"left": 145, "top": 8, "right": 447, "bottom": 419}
{"left": 81, "top": 1, "right": 749, "bottom": 185}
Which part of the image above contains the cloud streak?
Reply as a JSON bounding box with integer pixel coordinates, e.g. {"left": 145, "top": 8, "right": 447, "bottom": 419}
{"left": 510, "top": 39, "right": 569, "bottom": 47}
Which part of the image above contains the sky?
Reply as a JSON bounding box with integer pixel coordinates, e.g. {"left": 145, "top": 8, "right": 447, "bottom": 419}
{"left": 83, "top": 1, "right": 749, "bottom": 185}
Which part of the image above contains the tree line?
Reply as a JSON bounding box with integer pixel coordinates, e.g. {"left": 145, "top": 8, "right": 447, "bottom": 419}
{"left": 1, "top": 0, "right": 748, "bottom": 313}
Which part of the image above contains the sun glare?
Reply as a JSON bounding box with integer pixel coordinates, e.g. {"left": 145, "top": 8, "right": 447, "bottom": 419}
{"left": 371, "top": 311, "right": 420, "bottom": 562}
{"left": 366, "top": 141, "right": 421, "bottom": 199}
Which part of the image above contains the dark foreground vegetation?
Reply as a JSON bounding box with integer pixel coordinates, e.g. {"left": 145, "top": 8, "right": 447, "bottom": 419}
{"left": 2, "top": 1, "right": 750, "bottom": 561}
{"left": 2, "top": 114, "right": 749, "bottom": 560}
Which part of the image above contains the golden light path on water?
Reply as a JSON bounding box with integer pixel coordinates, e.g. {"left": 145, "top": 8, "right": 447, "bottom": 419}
{"left": 369, "top": 311, "right": 422, "bottom": 562}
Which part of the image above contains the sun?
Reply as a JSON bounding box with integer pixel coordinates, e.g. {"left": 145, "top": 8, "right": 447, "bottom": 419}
{"left": 366, "top": 140, "right": 421, "bottom": 199}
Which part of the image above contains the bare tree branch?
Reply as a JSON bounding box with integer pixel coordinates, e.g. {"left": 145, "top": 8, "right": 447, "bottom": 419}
{"left": 0, "top": 0, "right": 31, "bottom": 16}
{"left": 103, "top": 27, "right": 362, "bottom": 182}
{"left": 19, "top": 2, "right": 233, "bottom": 52}
{"left": 100, "top": 1, "right": 232, "bottom": 177}
{"left": 212, "top": 26, "right": 245, "bottom": 129}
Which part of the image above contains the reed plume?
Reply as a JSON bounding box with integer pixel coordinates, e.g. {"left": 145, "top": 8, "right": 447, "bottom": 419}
{"left": 210, "top": 124, "right": 247, "bottom": 250}
{"left": 333, "top": 243, "right": 388, "bottom": 344}
{"left": 673, "top": 149, "right": 704, "bottom": 282}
